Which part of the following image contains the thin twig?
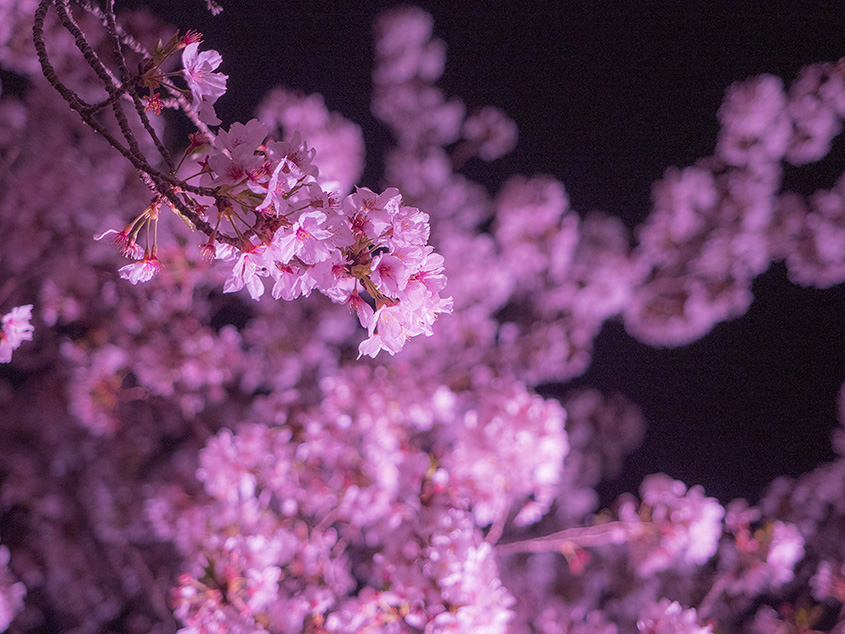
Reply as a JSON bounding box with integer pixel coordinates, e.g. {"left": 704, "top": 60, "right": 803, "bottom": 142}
{"left": 495, "top": 521, "right": 650, "bottom": 557}
{"left": 102, "top": 0, "right": 175, "bottom": 171}
{"left": 697, "top": 569, "right": 734, "bottom": 619}
{"left": 54, "top": 0, "right": 146, "bottom": 163}
{"left": 77, "top": 0, "right": 215, "bottom": 138}
{"left": 34, "top": 0, "right": 235, "bottom": 247}
{"left": 484, "top": 510, "right": 508, "bottom": 545}
{"left": 77, "top": 0, "right": 153, "bottom": 59}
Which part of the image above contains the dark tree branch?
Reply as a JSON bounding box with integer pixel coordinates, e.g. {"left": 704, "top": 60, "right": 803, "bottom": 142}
{"left": 33, "top": 0, "right": 240, "bottom": 248}
{"left": 54, "top": 0, "right": 146, "bottom": 164}
{"left": 102, "top": 0, "right": 175, "bottom": 172}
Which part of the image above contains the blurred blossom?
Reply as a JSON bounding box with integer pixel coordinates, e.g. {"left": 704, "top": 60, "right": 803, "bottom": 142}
{"left": 0, "top": 3, "right": 843, "bottom": 633}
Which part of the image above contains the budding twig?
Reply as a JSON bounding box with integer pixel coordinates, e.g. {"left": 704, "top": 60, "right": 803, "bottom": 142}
{"left": 101, "top": 0, "right": 175, "bottom": 171}
{"left": 33, "top": 0, "right": 235, "bottom": 247}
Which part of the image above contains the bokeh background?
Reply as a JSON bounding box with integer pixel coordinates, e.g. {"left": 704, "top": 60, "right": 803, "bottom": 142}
{"left": 75, "top": 0, "right": 845, "bottom": 503}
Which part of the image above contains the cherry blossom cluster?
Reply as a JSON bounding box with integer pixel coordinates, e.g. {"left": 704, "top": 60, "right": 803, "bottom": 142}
{"left": 33, "top": 1, "right": 450, "bottom": 358}
{"left": 145, "top": 367, "right": 565, "bottom": 633}
{"left": 627, "top": 62, "right": 845, "bottom": 346}
{"left": 166, "top": 112, "right": 452, "bottom": 357}
{"left": 179, "top": 38, "right": 449, "bottom": 358}
{"left": 0, "top": 2, "right": 843, "bottom": 634}
{"left": 370, "top": 6, "right": 845, "bottom": 385}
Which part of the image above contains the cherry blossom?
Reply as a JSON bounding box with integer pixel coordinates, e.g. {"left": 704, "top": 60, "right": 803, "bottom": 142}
{"left": 269, "top": 210, "right": 334, "bottom": 265}
{"left": 223, "top": 246, "right": 269, "bottom": 300}
{"left": 117, "top": 254, "right": 161, "bottom": 284}
{"left": 0, "top": 546, "right": 25, "bottom": 631}
{"left": 181, "top": 41, "right": 228, "bottom": 125}
{"left": 0, "top": 303, "right": 34, "bottom": 363}
{"left": 1, "top": 3, "right": 844, "bottom": 634}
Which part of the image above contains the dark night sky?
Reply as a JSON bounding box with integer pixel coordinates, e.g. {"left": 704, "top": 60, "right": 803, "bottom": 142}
{"left": 122, "top": 1, "right": 845, "bottom": 505}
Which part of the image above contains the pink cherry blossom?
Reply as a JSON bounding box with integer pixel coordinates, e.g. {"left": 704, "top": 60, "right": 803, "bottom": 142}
{"left": 0, "top": 545, "right": 25, "bottom": 630}
{"left": 6, "top": 4, "right": 845, "bottom": 633}
{"left": 269, "top": 263, "right": 317, "bottom": 300}
{"left": 182, "top": 42, "right": 228, "bottom": 125}
{"left": 357, "top": 304, "right": 410, "bottom": 357}
{"left": 345, "top": 292, "right": 375, "bottom": 329}
{"left": 461, "top": 106, "right": 518, "bottom": 162}
{"left": 269, "top": 210, "right": 333, "bottom": 265}
{"left": 637, "top": 599, "right": 712, "bottom": 634}
{"left": 214, "top": 119, "right": 268, "bottom": 161}
{"left": 0, "top": 304, "right": 34, "bottom": 363}
{"left": 224, "top": 247, "right": 269, "bottom": 300}
{"left": 94, "top": 228, "right": 143, "bottom": 259}
{"left": 370, "top": 253, "right": 408, "bottom": 296}
{"left": 206, "top": 119, "right": 268, "bottom": 186}
{"left": 118, "top": 255, "right": 161, "bottom": 284}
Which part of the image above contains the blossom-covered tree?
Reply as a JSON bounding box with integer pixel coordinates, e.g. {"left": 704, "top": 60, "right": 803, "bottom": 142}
{"left": 0, "top": 2, "right": 843, "bottom": 633}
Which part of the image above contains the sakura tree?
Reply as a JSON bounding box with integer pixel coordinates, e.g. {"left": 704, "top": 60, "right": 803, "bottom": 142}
{"left": 0, "top": 2, "right": 844, "bottom": 633}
